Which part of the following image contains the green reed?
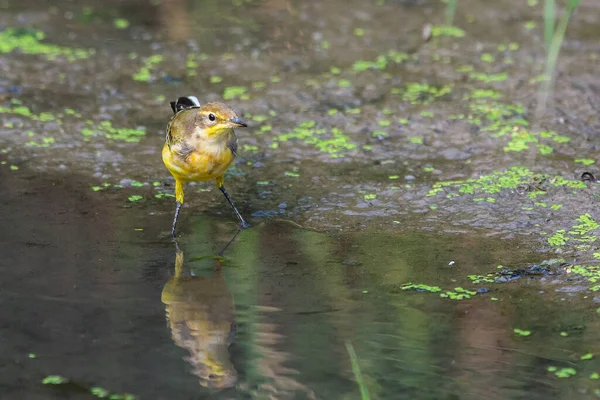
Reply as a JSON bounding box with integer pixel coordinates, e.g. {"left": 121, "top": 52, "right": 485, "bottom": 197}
{"left": 345, "top": 341, "right": 370, "bottom": 400}
{"left": 537, "top": 0, "right": 582, "bottom": 117}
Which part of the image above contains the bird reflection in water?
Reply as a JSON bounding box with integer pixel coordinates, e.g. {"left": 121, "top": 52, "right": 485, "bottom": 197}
{"left": 161, "top": 232, "right": 241, "bottom": 389}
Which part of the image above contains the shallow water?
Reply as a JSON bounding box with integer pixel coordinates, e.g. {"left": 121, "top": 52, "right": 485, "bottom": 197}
{"left": 1, "top": 172, "right": 599, "bottom": 399}
{"left": 1, "top": 0, "right": 600, "bottom": 398}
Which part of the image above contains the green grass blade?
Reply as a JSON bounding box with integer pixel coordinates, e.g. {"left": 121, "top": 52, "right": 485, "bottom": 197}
{"left": 444, "top": 0, "right": 457, "bottom": 26}
{"left": 544, "top": 0, "right": 556, "bottom": 48}
{"left": 537, "top": 0, "right": 582, "bottom": 118}
{"left": 345, "top": 341, "right": 370, "bottom": 400}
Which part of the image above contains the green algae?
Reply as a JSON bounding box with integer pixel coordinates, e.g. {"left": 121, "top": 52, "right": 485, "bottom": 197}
{"left": 223, "top": 86, "right": 249, "bottom": 100}
{"left": 468, "top": 72, "right": 508, "bottom": 83}
{"left": 82, "top": 120, "right": 146, "bottom": 142}
{"left": 113, "top": 18, "right": 130, "bottom": 29}
{"left": 392, "top": 83, "right": 452, "bottom": 105}
{"left": 513, "top": 328, "right": 532, "bottom": 336}
{"left": 351, "top": 51, "right": 410, "bottom": 72}
{"left": 128, "top": 195, "right": 143, "bottom": 202}
{"left": 275, "top": 122, "right": 356, "bottom": 158}
{"left": 25, "top": 136, "right": 55, "bottom": 148}
{"left": 428, "top": 166, "right": 587, "bottom": 202}
{"left": 132, "top": 55, "right": 164, "bottom": 82}
{"left": 549, "top": 214, "right": 599, "bottom": 247}
{"left": 440, "top": 287, "right": 477, "bottom": 300}
{"left": 430, "top": 25, "right": 465, "bottom": 38}
{"left": 400, "top": 283, "right": 442, "bottom": 293}
{"left": 553, "top": 368, "right": 577, "bottom": 378}
{"left": 574, "top": 158, "right": 595, "bottom": 166}
{"left": 468, "top": 274, "right": 496, "bottom": 284}
{"left": 42, "top": 375, "right": 68, "bottom": 385}
{"left": 0, "top": 28, "right": 93, "bottom": 60}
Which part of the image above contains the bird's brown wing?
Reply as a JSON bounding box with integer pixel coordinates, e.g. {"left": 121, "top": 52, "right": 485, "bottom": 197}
{"left": 166, "top": 116, "right": 194, "bottom": 160}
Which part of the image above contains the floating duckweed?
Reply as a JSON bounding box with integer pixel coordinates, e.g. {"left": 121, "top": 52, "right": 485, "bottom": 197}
{"left": 91, "top": 186, "right": 102, "bottom": 191}
{"left": 259, "top": 124, "right": 272, "bottom": 133}
{"left": 330, "top": 66, "right": 341, "bottom": 75}
{"left": 284, "top": 171, "right": 300, "bottom": 177}
{"left": 353, "top": 27, "right": 365, "bottom": 37}
{"left": 513, "top": 328, "right": 531, "bottom": 337}
{"left": 504, "top": 129, "right": 538, "bottom": 152}
{"left": 393, "top": 83, "right": 452, "bottom": 105}
{"left": 270, "top": 76, "right": 281, "bottom": 83}
{"left": 538, "top": 144, "right": 554, "bottom": 155}
{"left": 581, "top": 353, "right": 594, "bottom": 360}
{"left": 132, "top": 54, "right": 164, "bottom": 82}
{"left": 0, "top": 28, "right": 93, "bottom": 60}
{"left": 388, "top": 175, "right": 400, "bottom": 180}
{"left": 10, "top": 165, "right": 19, "bottom": 171}
{"left": 128, "top": 195, "right": 143, "bottom": 202}
{"left": 430, "top": 25, "right": 466, "bottom": 38}
{"left": 440, "top": 287, "right": 477, "bottom": 300}
{"left": 113, "top": 18, "right": 130, "bottom": 29}
{"left": 252, "top": 115, "right": 268, "bottom": 122}
{"left": 468, "top": 72, "right": 508, "bottom": 83}
{"left": 554, "top": 368, "right": 577, "bottom": 378}
{"left": 256, "top": 181, "right": 269, "bottom": 185}
{"left": 352, "top": 51, "right": 410, "bottom": 72}
{"left": 560, "top": 331, "right": 569, "bottom": 337}
{"left": 409, "top": 137, "right": 423, "bottom": 144}
{"left": 480, "top": 53, "right": 495, "bottom": 63}
{"left": 154, "top": 192, "right": 175, "bottom": 199}
{"left": 364, "top": 194, "right": 377, "bottom": 200}
{"left": 328, "top": 109, "right": 338, "bottom": 115}
{"left": 548, "top": 214, "right": 599, "bottom": 247}
{"left": 468, "top": 274, "right": 495, "bottom": 283}
{"left": 275, "top": 122, "right": 356, "bottom": 158}
{"left": 223, "top": 86, "right": 248, "bottom": 100}
{"left": 466, "top": 89, "right": 502, "bottom": 100}
{"left": 210, "top": 75, "right": 223, "bottom": 84}
{"left": 338, "top": 79, "right": 352, "bottom": 88}
{"left": 25, "top": 136, "right": 55, "bottom": 148}
{"left": 575, "top": 158, "right": 595, "bottom": 166}
{"left": 242, "top": 144, "right": 259, "bottom": 152}
{"left": 378, "top": 120, "right": 391, "bottom": 127}
{"left": 83, "top": 120, "right": 146, "bottom": 142}
{"left": 372, "top": 130, "right": 387, "bottom": 137}
{"left": 42, "top": 375, "right": 69, "bottom": 385}
{"left": 400, "top": 283, "right": 442, "bottom": 293}
{"left": 590, "top": 373, "right": 600, "bottom": 380}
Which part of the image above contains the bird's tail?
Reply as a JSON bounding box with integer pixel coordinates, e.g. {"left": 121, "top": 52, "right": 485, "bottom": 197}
{"left": 170, "top": 96, "right": 201, "bottom": 114}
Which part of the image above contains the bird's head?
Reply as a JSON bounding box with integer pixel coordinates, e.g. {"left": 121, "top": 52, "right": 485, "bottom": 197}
{"left": 193, "top": 102, "right": 247, "bottom": 137}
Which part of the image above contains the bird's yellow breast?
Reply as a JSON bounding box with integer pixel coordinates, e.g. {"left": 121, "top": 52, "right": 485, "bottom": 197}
{"left": 162, "top": 141, "right": 235, "bottom": 182}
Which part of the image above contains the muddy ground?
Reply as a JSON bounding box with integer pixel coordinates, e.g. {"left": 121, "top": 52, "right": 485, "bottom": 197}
{"left": 1, "top": 0, "right": 600, "bottom": 399}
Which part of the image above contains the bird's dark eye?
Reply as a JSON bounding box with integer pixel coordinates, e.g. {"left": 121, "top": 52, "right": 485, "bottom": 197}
{"left": 208, "top": 113, "right": 216, "bottom": 122}
{"left": 208, "top": 374, "right": 216, "bottom": 380}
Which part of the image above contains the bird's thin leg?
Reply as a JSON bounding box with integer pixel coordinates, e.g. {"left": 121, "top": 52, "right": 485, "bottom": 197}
{"left": 171, "top": 201, "right": 182, "bottom": 238}
{"left": 171, "top": 179, "right": 185, "bottom": 238}
{"left": 219, "top": 185, "right": 249, "bottom": 229}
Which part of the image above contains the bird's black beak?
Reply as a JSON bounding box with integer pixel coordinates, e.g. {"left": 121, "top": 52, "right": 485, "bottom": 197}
{"left": 230, "top": 117, "right": 247, "bottom": 127}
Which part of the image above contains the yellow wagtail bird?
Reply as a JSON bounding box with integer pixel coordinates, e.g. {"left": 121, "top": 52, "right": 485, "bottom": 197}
{"left": 162, "top": 96, "right": 249, "bottom": 237}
